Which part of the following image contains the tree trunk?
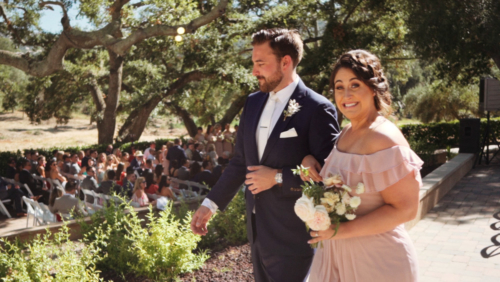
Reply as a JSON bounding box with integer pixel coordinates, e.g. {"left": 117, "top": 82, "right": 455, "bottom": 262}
{"left": 217, "top": 93, "right": 248, "bottom": 129}
{"left": 117, "top": 96, "right": 163, "bottom": 142}
{"left": 98, "top": 50, "right": 123, "bottom": 144}
{"left": 168, "top": 103, "right": 198, "bottom": 137}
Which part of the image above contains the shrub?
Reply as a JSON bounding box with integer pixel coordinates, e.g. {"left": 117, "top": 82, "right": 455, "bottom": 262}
{"left": 78, "top": 197, "right": 207, "bottom": 280}
{"left": 198, "top": 189, "right": 247, "bottom": 250}
{"left": 0, "top": 224, "right": 103, "bottom": 281}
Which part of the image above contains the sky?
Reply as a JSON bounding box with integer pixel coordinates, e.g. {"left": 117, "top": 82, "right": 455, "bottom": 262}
{"left": 39, "top": 4, "right": 93, "bottom": 33}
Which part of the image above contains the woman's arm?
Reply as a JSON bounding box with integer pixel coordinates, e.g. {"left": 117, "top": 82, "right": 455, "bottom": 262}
{"left": 308, "top": 171, "right": 420, "bottom": 244}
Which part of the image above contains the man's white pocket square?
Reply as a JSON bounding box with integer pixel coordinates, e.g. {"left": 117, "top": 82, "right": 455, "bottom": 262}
{"left": 280, "top": 128, "right": 298, "bottom": 138}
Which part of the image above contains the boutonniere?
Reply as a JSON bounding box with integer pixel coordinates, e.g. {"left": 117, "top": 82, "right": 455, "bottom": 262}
{"left": 283, "top": 99, "right": 301, "bottom": 121}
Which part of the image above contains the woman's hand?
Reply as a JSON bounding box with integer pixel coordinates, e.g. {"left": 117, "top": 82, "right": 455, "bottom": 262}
{"left": 300, "top": 155, "right": 323, "bottom": 182}
{"left": 308, "top": 226, "right": 337, "bottom": 244}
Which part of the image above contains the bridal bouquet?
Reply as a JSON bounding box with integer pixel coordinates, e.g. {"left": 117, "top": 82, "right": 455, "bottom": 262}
{"left": 292, "top": 166, "right": 365, "bottom": 248}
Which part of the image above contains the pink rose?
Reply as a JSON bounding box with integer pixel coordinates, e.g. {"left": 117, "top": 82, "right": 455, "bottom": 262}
{"left": 306, "top": 205, "right": 331, "bottom": 231}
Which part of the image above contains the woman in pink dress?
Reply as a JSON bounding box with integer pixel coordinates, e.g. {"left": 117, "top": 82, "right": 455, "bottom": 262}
{"left": 301, "top": 50, "right": 421, "bottom": 282}
{"left": 213, "top": 123, "right": 224, "bottom": 157}
{"left": 222, "top": 123, "right": 233, "bottom": 154}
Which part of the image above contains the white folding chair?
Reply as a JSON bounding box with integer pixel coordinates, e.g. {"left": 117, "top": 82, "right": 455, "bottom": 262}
{"left": 22, "top": 196, "right": 43, "bottom": 227}
{"left": 38, "top": 203, "right": 57, "bottom": 223}
{"left": 0, "top": 200, "right": 12, "bottom": 218}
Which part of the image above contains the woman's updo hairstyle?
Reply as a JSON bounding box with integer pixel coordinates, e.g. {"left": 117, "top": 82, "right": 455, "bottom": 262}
{"left": 330, "top": 50, "right": 393, "bottom": 117}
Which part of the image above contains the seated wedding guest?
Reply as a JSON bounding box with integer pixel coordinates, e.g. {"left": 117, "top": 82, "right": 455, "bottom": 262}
{"left": 96, "top": 169, "right": 122, "bottom": 195}
{"left": 105, "top": 154, "right": 118, "bottom": 171}
{"left": 206, "top": 144, "right": 218, "bottom": 166}
{"left": 121, "top": 152, "right": 130, "bottom": 168}
{"left": 144, "top": 159, "right": 154, "bottom": 174}
{"left": 154, "top": 164, "right": 163, "bottom": 184}
{"left": 81, "top": 167, "right": 98, "bottom": 191}
{"left": 158, "top": 175, "right": 176, "bottom": 200}
{"left": 128, "top": 146, "right": 137, "bottom": 163}
{"left": 14, "top": 162, "right": 23, "bottom": 182}
{"left": 19, "top": 159, "right": 50, "bottom": 204}
{"left": 115, "top": 163, "right": 126, "bottom": 186}
{"left": 77, "top": 151, "right": 85, "bottom": 167}
{"left": 105, "top": 144, "right": 113, "bottom": 155}
{"left": 194, "top": 127, "right": 205, "bottom": 143}
{"left": 144, "top": 171, "right": 159, "bottom": 194}
{"left": 5, "top": 157, "right": 17, "bottom": 179}
{"left": 192, "top": 160, "right": 216, "bottom": 191}
{"left": 30, "top": 150, "right": 39, "bottom": 174}
{"left": 188, "top": 161, "right": 201, "bottom": 181}
{"left": 168, "top": 160, "right": 179, "bottom": 178}
{"left": 217, "top": 151, "right": 231, "bottom": 166}
{"left": 80, "top": 149, "right": 91, "bottom": 171}
{"left": 89, "top": 150, "right": 98, "bottom": 168}
{"left": 96, "top": 153, "right": 107, "bottom": 183}
{"left": 144, "top": 142, "right": 156, "bottom": 160}
{"left": 62, "top": 155, "right": 71, "bottom": 173}
{"left": 69, "top": 154, "right": 82, "bottom": 176}
{"left": 96, "top": 170, "right": 122, "bottom": 195}
{"left": 36, "top": 156, "right": 46, "bottom": 177}
{"left": 55, "top": 151, "right": 65, "bottom": 162}
{"left": 47, "top": 159, "right": 67, "bottom": 186}
{"left": 185, "top": 143, "right": 194, "bottom": 160}
{"left": 113, "top": 148, "right": 122, "bottom": 159}
{"left": 49, "top": 180, "right": 87, "bottom": 217}
{"left": 0, "top": 177, "right": 28, "bottom": 217}
{"left": 166, "top": 138, "right": 187, "bottom": 173}
{"left": 48, "top": 186, "right": 63, "bottom": 211}
{"left": 177, "top": 159, "right": 190, "bottom": 181}
{"left": 122, "top": 167, "right": 136, "bottom": 198}
{"left": 192, "top": 143, "right": 203, "bottom": 162}
{"left": 131, "top": 177, "right": 156, "bottom": 207}
{"left": 130, "top": 150, "right": 144, "bottom": 173}
{"left": 146, "top": 148, "right": 156, "bottom": 162}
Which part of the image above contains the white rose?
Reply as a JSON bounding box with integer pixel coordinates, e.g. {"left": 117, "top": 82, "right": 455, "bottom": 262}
{"left": 294, "top": 195, "right": 316, "bottom": 222}
{"left": 346, "top": 214, "right": 356, "bottom": 220}
{"left": 342, "top": 193, "right": 351, "bottom": 205}
{"left": 321, "top": 197, "right": 336, "bottom": 207}
{"left": 350, "top": 196, "right": 361, "bottom": 208}
{"left": 335, "top": 202, "right": 346, "bottom": 215}
{"left": 341, "top": 184, "right": 352, "bottom": 192}
{"left": 356, "top": 182, "right": 365, "bottom": 194}
{"left": 306, "top": 205, "right": 331, "bottom": 231}
{"left": 323, "top": 174, "right": 343, "bottom": 187}
{"left": 324, "top": 192, "right": 340, "bottom": 203}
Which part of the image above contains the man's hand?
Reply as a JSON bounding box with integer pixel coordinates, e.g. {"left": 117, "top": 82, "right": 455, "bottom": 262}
{"left": 191, "top": 206, "right": 213, "bottom": 236}
{"left": 245, "top": 166, "right": 277, "bottom": 195}
{"left": 300, "top": 155, "right": 322, "bottom": 182}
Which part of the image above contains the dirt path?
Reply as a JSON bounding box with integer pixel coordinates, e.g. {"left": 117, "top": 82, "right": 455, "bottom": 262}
{"left": 0, "top": 111, "right": 188, "bottom": 152}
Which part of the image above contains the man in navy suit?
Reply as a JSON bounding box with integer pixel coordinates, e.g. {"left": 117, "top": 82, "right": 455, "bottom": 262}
{"left": 191, "top": 28, "right": 340, "bottom": 282}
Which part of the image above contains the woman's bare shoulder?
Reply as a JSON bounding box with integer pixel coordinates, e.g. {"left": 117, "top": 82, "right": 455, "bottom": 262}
{"left": 367, "top": 119, "right": 409, "bottom": 153}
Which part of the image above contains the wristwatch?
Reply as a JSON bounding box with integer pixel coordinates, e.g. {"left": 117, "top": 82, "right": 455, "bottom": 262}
{"left": 275, "top": 169, "right": 283, "bottom": 185}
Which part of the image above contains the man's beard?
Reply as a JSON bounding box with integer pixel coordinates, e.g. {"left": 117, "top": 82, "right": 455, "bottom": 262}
{"left": 257, "top": 69, "right": 284, "bottom": 93}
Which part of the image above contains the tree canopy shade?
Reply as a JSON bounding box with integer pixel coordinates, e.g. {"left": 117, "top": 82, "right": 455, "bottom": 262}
{"left": 405, "top": 0, "right": 500, "bottom": 84}
{"left": 0, "top": 0, "right": 229, "bottom": 144}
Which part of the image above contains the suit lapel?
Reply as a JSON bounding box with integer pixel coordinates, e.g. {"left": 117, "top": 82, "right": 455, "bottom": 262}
{"left": 260, "top": 80, "right": 307, "bottom": 164}
{"left": 249, "top": 92, "right": 270, "bottom": 164}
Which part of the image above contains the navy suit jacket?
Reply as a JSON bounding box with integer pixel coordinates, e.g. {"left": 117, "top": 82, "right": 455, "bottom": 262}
{"left": 206, "top": 80, "right": 340, "bottom": 257}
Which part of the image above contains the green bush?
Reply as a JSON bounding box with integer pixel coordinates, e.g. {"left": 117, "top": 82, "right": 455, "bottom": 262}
{"left": 198, "top": 189, "right": 248, "bottom": 250}
{"left": 0, "top": 224, "right": 103, "bottom": 281}
{"left": 400, "top": 117, "right": 500, "bottom": 150}
{"left": 78, "top": 198, "right": 207, "bottom": 280}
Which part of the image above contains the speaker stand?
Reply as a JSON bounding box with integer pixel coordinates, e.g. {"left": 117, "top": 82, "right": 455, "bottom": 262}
{"left": 476, "top": 111, "right": 500, "bottom": 166}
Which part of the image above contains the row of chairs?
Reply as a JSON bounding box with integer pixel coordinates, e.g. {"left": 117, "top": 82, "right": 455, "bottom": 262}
{"left": 0, "top": 177, "right": 34, "bottom": 219}
{"left": 21, "top": 196, "right": 68, "bottom": 227}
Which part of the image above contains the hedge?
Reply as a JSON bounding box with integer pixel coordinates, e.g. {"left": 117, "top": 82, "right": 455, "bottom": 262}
{"left": 400, "top": 117, "right": 500, "bottom": 150}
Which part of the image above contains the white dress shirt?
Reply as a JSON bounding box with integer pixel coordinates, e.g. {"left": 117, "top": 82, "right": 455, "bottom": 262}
{"left": 201, "top": 76, "right": 300, "bottom": 214}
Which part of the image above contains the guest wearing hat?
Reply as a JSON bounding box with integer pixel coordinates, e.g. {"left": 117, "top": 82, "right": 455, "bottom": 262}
{"left": 130, "top": 150, "right": 144, "bottom": 175}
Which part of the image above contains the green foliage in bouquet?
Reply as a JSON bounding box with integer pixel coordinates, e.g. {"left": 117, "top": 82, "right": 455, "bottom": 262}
{"left": 0, "top": 224, "right": 103, "bottom": 281}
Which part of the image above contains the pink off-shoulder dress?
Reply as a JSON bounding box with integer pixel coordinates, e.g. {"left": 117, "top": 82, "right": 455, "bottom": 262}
{"left": 307, "top": 145, "right": 423, "bottom": 282}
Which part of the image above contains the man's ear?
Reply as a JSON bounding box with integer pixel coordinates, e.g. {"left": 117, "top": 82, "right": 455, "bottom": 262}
{"left": 282, "top": 55, "right": 293, "bottom": 71}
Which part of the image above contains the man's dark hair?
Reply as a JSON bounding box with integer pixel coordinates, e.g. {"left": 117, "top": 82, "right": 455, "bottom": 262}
{"left": 251, "top": 28, "right": 303, "bottom": 68}
{"left": 194, "top": 143, "right": 200, "bottom": 150}
{"left": 197, "top": 127, "right": 203, "bottom": 131}
{"left": 63, "top": 155, "right": 71, "bottom": 161}
{"left": 174, "top": 138, "right": 181, "bottom": 145}
{"left": 202, "top": 160, "right": 211, "bottom": 169}
{"left": 21, "top": 158, "right": 31, "bottom": 168}
{"left": 89, "top": 149, "right": 97, "bottom": 155}
{"left": 146, "top": 159, "right": 153, "bottom": 167}
{"left": 8, "top": 157, "right": 16, "bottom": 165}
{"left": 52, "top": 150, "right": 58, "bottom": 155}
{"left": 65, "top": 180, "right": 78, "bottom": 192}
{"left": 107, "top": 170, "right": 116, "bottom": 180}
{"left": 126, "top": 166, "right": 135, "bottom": 176}
{"left": 71, "top": 153, "right": 78, "bottom": 158}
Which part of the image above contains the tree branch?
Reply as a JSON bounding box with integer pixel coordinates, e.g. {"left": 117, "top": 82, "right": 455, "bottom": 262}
{"left": 86, "top": 74, "right": 106, "bottom": 113}
{"left": 39, "top": 1, "right": 70, "bottom": 30}
{"left": 108, "top": 0, "right": 228, "bottom": 55}
{"left": 343, "top": 0, "right": 364, "bottom": 25}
